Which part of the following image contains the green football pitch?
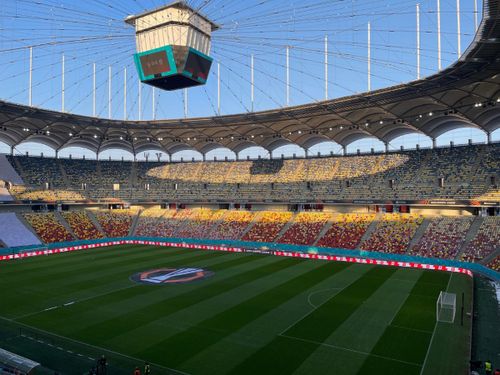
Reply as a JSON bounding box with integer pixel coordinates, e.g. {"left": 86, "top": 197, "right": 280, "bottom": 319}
{"left": 0, "top": 245, "right": 472, "bottom": 374}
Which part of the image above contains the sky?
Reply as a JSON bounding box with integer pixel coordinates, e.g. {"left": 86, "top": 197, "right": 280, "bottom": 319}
{"left": 0, "top": 0, "right": 497, "bottom": 160}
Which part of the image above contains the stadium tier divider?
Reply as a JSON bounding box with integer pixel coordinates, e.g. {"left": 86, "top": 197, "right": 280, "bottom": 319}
{"left": 0, "top": 236, "right": 498, "bottom": 281}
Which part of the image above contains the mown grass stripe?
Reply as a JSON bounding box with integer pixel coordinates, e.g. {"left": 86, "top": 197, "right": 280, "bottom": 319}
{"left": 68, "top": 257, "right": 303, "bottom": 344}
{"left": 226, "top": 266, "right": 397, "bottom": 375}
{"left": 18, "top": 251, "right": 261, "bottom": 328}
{"left": 356, "top": 270, "right": 450, "bottom": 372}
{"left": 0, "top": 247, "right": 193, "bottom": 288}
{"left": 0, "top": 244, "right": 147, "bottom": 275}
{"left": 136, "top": 261, "right": 352, "bottom": 366}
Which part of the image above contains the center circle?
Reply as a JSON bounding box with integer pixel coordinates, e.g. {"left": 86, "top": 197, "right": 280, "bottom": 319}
{"left": 131, "top": 267, "right": 214, "bottom": 285}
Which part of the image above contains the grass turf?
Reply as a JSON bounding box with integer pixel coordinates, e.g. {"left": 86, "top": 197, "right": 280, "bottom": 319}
{"left": 0, "top": 245, "right": 472, "bottom": 374}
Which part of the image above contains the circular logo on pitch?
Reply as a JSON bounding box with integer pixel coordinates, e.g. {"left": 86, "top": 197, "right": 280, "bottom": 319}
{"left": 131, "top": 267, "right": 214, "bottom": 285}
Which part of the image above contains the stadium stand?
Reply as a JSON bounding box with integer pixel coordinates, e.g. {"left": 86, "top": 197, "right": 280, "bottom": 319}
{"left": 461, "top": 217, "right": 500, "bottom": 263}
{"left": 5, "top": 143, "right": 499, "bottom": 202}
{"left": 135, "top": 207, "right": 170, "bottom": 237}
{"left": 410, "top": 217, "right": 473, "bottom": 259}
{"left": 23, "top": 213, "right": 73, "bottom": 243}
{"left": 278, "top": 212, "right": 331, "bottom": 245}
{"left": 61, "top": 211, "right": 103, "bottom": 240}
{"left": 316, "top": 213, "right": 376, "bottom": 249}
{"left": 176, "top": 208, "right": 224, "bottom": 238}
{"left": 94, "top": 210, "right": 134, "bottom": 238}
{"left": 0, "top": 213, "right": 42, "bottom": 247}
{"left": 360, "top": 213, "right": 423, "bottom": 254}
{"left": 487, "top": 256, "right": 500, "bottom": 271}
{"left": 242, "top": 211, "right": 294, "bottom": 242}
{"left": 208, "top": 210, "right": 256, "bottom": 240}
{"left": 179, "top": 209, "right": 226, "bottom": 238}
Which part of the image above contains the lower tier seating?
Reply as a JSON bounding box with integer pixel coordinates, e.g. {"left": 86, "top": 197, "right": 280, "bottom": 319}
{"left": 23, "top": 213, "right": 74, "bottom": 243}
{"left": 62, "top": 211, "right": 103, "bottom": 240}
{"left": 410, "top": 217, "right": 473, "bottom": 259}
{"left": 360, "top": 214, "right": 423, "bottom": 254}
{"left": 316, "top": 213, "right": 375, "bottom": 249}
{"left": 461, "top": 217, "right": 500, "bottom": 263}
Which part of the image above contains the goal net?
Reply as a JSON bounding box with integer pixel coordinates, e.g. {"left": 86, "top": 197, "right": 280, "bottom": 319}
{"left": 436, "top": 291, "right": 456, "bottom": 323}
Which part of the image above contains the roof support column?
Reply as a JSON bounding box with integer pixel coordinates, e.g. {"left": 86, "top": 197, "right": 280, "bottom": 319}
{"left": 342, "top": 145, "right": 347, "bottom": 155}
{"left": 202, "top": 153, "right": 206, "bottom": 162}
{"left": 432, "top": 138, "right": 437, "bottom": 149}
{"left": 55, "top": 150, "right": 58, "bottom": 159}
{"left": 10, "top": 146, "right": 14, "bottom": 156}
{"left": 487, "top": 132, "right": 491, "bottom": 144}
{"left": 384, "top": 142, "right": 389, "bottom": 153}
{"left": 305, "top": 149, "right": 309, "bottom": 158}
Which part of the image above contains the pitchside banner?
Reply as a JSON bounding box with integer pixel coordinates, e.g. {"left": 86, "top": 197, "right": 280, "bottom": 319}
{"left": 0, "top": 239, "right": 473, "bottom": 278}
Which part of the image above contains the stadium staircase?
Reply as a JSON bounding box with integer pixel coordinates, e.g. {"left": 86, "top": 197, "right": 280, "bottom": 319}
{"left": 273, "top": 212, "right": 298, "bottom": 242}
{"left": 130, "top": 162, "right": 138, "bottom": 187}
{"left": 312, "top": 214, "right": 337, "bottom": 246}
{"left": 57, "top": 160, "right": 70, "bottom": 188}
{"left": 356, "top": 213, "right": 382, "bottom": 250}
{"left": 238, "top": 211, "right": 263, "bottom": 239}
{"left": 11, "top": 157, "right": 26, "bottom": 183}
{"left": 54, "top": 212, "right": 77, "bottom": 240}
{"left": 481, "top": 248, "right": 500, "bottom": 266}
{"left": 407, "top": 218, "right": 431, "bottom": 252}
{"left": 203, "top": 212, "right": 228, "bottom": 238}
{"left": 85, "top": 210, "right": 106, "bottom": 236}
{"left": 455, "top": 216, "right": 485, "bottom": 260}
{"left": 128, "top": 210, "right": 142, "bottom": 236}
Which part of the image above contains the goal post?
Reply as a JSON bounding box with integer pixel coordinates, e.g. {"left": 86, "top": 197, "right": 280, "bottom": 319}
{"left": 436, "top": 291, "right": 456, "bottom": 323}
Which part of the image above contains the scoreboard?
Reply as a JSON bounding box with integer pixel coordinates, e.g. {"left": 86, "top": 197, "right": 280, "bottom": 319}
{"left": 134, "top": 46, "right": 213, "bottom": 91}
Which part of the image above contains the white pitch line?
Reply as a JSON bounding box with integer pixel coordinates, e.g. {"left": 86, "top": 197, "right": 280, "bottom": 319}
{"left": 420, "top": 273, "right": 453, "bottom": 375}
{"left": 279, "top": 269, "right": 371, "bottom": 336}
{"left": 0, "top": 316, "right": 191, "bottom": 375}
{"left": 12, "top": 284, "right": 138, "bottom": 321}
{"left": 306, "top": 288, "right": 342, "bottom": 308}
{"left": 280, "top": 333, "right": 422, "bottom": 368}
{"left": 391, "top": 325, "right": 433, "bottom": 335}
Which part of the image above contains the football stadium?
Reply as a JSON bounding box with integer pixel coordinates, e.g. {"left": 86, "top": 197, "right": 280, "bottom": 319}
{"left": 0, "top": 0, "right": 499, "bottom": 374}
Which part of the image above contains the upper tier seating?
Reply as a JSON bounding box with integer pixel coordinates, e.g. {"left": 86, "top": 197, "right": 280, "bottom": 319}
{"left": 360, "top": 214, "right": 423, "bottom": 254}
{"left": 0, "top": 213, "right": 41, "bottom": 247}
{"left": 23, "top": 213, "right": 73, "bottom": 243}
{"left": 5, "top": 143, "right": 498, "bottom": 203}
{"left": 461, "top": 217, "right": 500, "bottom": 263}
{"left": 62, "top": 211, "right": 103, "bottom": 240}
{"left": 242, "top": 211, "right": 294, "bottom": 243}
{"left": 278, "top": 212, "right": 331, "bottom": 245}
{"left": 410, "top": 217, "right": 473, "bottom": 259}
{"left": 316, "top": 213, "right": 375, "bottom": 249}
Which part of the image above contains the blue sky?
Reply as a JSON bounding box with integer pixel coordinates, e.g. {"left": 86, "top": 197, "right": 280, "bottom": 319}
{"left": 0, "top": 0, "right": 496, "bottom": 160}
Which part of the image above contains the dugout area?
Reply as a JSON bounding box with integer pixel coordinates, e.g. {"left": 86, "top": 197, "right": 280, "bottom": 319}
{"left": 0, "top": 245, "right": 474, "bottom": 374}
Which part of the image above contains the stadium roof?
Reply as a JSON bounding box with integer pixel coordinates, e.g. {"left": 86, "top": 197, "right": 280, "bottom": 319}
{"left": 0, "top": 0, "right": 499, "bottom": 156}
